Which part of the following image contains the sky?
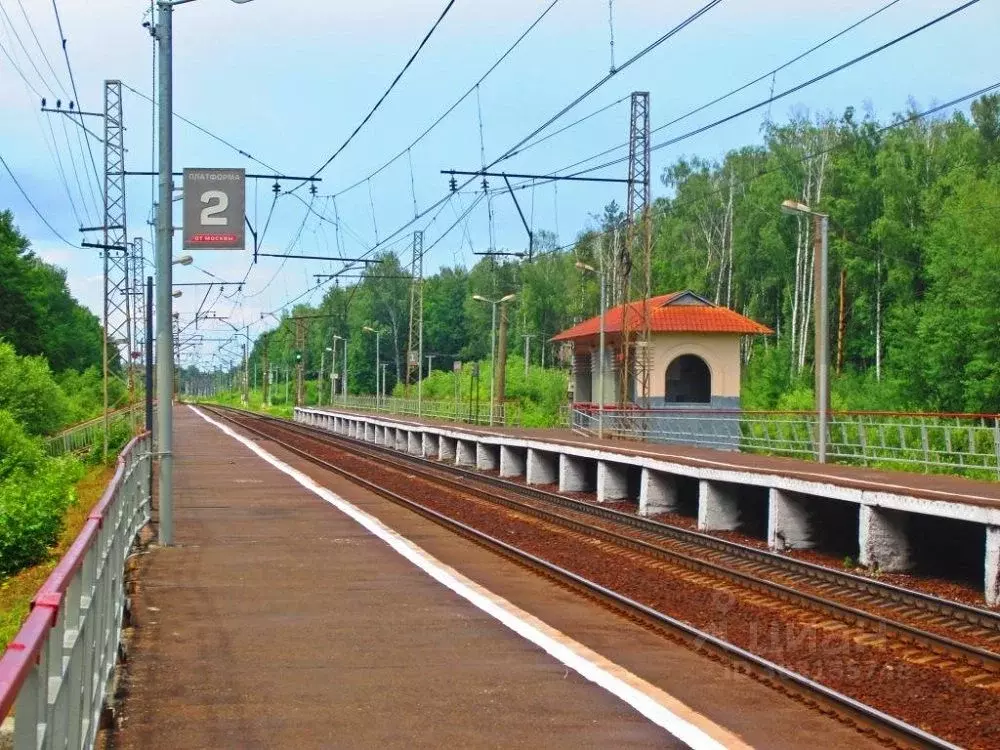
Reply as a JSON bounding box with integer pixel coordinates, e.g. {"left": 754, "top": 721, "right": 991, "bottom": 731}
{"left": 0, "top": 0, "right": 996, "bottom": 368}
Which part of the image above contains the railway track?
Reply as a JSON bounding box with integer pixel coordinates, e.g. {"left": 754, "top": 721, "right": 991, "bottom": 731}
{"left": 204, "top": 404, "right": 991, "bottom": 749}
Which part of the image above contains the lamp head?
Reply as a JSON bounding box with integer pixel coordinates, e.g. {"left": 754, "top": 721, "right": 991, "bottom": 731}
{"left": 173, "top": 254, "right": 193, "bottom": 266}
{"left": 780, "top": 200, "right": 812, "bottom": 216}
{"left": 575, "top": 261, "right": 596, "bottom": 274}
{"left": 472, "top": 295, "right": 488, "bottom": 303}
{"left": 500, "top": 293, "right": 516, "bottom": 303}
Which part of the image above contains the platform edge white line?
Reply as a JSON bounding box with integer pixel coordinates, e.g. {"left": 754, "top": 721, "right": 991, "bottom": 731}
{"left": 189, "top": 405, "right": 746, "bottom": 750}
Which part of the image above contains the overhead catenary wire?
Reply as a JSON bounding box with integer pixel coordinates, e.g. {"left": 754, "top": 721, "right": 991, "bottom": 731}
{"left": 0, "top": 150, "right": 80, "bottom": 246}
{"left": 304, "top": 0, "right": 460, "bottom": 184}
{"left": 306, "top": 0, "right": 722, "bottom": 275}
{"left": 120, "top": 82, "right": 284, "bottom": 175}
{"left": 50, "top": 0, "right": 103, "bottom": 218}
{"left": 329, "top": 0, "right": 564, "bottom": 199}
{"left": 12, "top": 0, "right": 68, "bottom": 95}
{"left": 500, "top": 0, "right": 985, "bottom": 191}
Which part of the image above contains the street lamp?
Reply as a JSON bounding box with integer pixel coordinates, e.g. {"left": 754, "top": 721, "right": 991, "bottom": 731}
{"left": 171, "top": 290, "right": 183, "bottom": 298}
{"left": 319, "top": 347, "right": 332, "bottom": 406}
{"left": 781, "top": 199, "right": 829, "bottom": 463}
{"left": 472, "top": 293, "right": 516, "bottom": 426}
{"left": 332, "top": 334, "right": 344, "bottom": 404}
{"left": 172, "top": 254, "right": 193, "bottom": 266}
{"left": 362, "top": 326, "right": 382, "bottom": 406}
{"left": 154, "top": 0, "right": 257, "bottom": 547}
{"left": 576, "top": 261, "right": 606, "bottom": 439}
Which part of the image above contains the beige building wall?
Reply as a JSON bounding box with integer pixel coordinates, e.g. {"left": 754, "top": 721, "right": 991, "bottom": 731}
{"left": 651, "top": 333, "right": 742, "bottom": 399}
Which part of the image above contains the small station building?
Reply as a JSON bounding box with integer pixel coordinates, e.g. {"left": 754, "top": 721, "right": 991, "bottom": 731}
{"left": 552, "top": 291, "right": 773, "bottom": 409}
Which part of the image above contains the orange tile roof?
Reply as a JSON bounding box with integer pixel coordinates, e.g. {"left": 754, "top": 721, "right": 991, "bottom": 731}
{"left": 551, "top": 291, "right": 773, "bottom": 341}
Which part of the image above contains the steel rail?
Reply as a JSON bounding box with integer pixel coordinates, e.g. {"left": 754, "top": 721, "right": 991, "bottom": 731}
{"left": 205, "top": 405, "right": 964, "bottom": 750}
{"left": 290, "top": 407, "right": 1000, "bottom": 631}
{"left": 225, "top": 408, "right": 1000, "bottom": 672}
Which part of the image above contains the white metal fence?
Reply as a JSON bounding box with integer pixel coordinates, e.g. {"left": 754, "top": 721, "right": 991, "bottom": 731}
{"left": 45, "top": 405, "right": 145, "bottom": 457}
{"left": 571, "top": 406, "right": 1000, "bottom": 476}
{"left": 336, "top": 395, "right": 517, "bottom": 426}
{"left": 0, "top": 433, "right": 152, "bottom": 749}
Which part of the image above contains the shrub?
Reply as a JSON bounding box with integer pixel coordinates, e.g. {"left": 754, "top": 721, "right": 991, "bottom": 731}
{"left": 0, "top": 457, "right": 81, "bottom": 577}
{"left": 0, "top": 341, "right": 69, "bottom": 435}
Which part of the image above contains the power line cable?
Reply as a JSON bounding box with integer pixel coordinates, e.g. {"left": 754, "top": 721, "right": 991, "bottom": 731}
{"left": 120, "top": 81, "right": 284, "bottom": 174}
{"left": 49, "top": 0, "right": 103, "bottom": 216}
{"left": 304, "top": 0, "right": 460, "bottom": 183}
{"left": 505, "top": 0, "right": 985, "bottom": 188}
{"left": 494, "top": 0, "right": 723, "bottom": 165}
{"left": 311, "top": 1, "right": 722, "bottom": 273}
{"left": 328, "top": 0, "right": 563, "bottom": 198}
{"left": 0, "top": 150, "right": 79, "bottom": 246}
{"left": 12, "top": 0, "right": 68, "bottom": 95}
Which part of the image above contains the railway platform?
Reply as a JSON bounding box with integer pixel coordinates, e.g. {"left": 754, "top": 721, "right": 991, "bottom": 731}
{"left": 111, "top": 405, "right": 884, "bottom": 749}
{"left": 300, "top": 406, "right": 1000, "bottom": 606}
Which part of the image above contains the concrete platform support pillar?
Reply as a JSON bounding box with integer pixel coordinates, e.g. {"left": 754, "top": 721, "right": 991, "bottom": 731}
{"left": 859, "top": 505, "right": 913, "bottom": 572}
{"left": 559, "top": 454, "right": 591, "bottom": 493}
{"left": 377, "top": 426, "right": 389, "bottom": 447}
{"left": 456, "top": 440, "right": 476, "bottom": 466}
{"left": 698, "top": 480, "right": 740, "bottom": 531}
{"left": 768, "top": 489, "right": 813, "bottom": 551}
{"left": 500, "top": 446, "right": 526, "bottom": 478}
{"left": 477, "top": 443, "right": 499, "bottom": 471}
{"left": 423, "top": 433, "right": 439, "bottom": 458}
{"left": 365, "top": 423, "right": 375, "bottom": 442}
{"left": 439, "top": 436, "right": 456, "bottom": 462}
{"left": 527, "top": 449, "right": 558, "bottom": 486}
{"left": 985, "top": 526, "right": 999, "bottom": 607}
{"left": 408, "top": 432, "right": 422, "bottom": 456}
{"left": 639, "top": 469, "right": 678, "bottom": 516}
{"left": 395, "top": 429, "right": 407, "bottom": 452}
{"left": 597, "top": 461, "right": 628, "bottom": 503}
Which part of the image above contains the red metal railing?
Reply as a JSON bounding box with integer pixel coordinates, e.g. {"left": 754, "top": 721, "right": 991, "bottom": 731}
{"left": 0, "top": 433, "right": 151, "bottom": 747}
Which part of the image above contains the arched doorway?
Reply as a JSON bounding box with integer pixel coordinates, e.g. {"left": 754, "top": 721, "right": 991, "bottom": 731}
{"left": 665, "top": 355, "right": 711, "bottom": 404}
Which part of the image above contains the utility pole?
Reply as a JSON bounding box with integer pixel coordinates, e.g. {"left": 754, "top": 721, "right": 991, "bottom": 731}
{"left": 837, "top": 268, "right": 847, "bottom": 374}
{"left": 295, "top": 317, "right": 305, "bottom": 406}
{"left": 495, "top": 303, "right": 509, "bottom": 410}
{"left": 145, "top": 277, "right": 154, "bottom": 435}
{"left": 154, "top": 3, "right": 175, "bottom": 545}
{"left": 242, "top": 341, "right": 249, "bottom": 405}
{"left": 523, "top": 334, "right": 534, "bottom": 378}
{"left": 262, "top": 335, "right": 270, "bottom": 406}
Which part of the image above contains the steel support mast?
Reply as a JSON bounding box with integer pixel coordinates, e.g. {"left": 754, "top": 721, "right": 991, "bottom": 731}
{"left": 405, "top": 230, "right": 424, "bottom": 415}
{"left": 103, "top": 80, "right": 130, "bottom": 458}
{"left": 617, "top": 91, "right": 652, "bottom": 410}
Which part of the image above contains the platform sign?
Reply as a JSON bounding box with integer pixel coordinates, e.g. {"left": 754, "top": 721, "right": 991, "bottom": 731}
{"left": 183, "top": 168, "right": 246, "bottom": 250}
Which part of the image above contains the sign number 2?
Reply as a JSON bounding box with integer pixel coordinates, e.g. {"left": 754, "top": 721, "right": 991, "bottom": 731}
{"left": 200, "top": 190, "right": 229, "bottom": 226}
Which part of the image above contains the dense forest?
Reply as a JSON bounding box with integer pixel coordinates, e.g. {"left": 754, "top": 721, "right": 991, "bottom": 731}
{"left": 0, "top": 212, "right": 120, "bottom": 579}
{"left": 223, "top": 94, "right": 1000, "bottom": 414}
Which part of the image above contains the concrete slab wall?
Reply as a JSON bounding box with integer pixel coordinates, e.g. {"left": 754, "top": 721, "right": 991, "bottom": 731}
{"left": 597, "top": 461, "right": 628, "bottom": 503}
{"left": 365, "top": 422, "right": 375, "bottom": 442}
{"left": 395, "top": 429, "right": 408, "bottom": 452}
{"left": 456, "top": 440, "right": 476, "bottom": 467}
{"left": 698, "top": 480, "right": 740, "bottom": 531}
{"left": 768, "top": 489, "right": 813, "bottom": 551}
{"left": 408, "top": 431, "right": 422, "bottom": 456}
{"left": 477, "top": 443, "right": 500, "bottom": 471}
{"left": 500, "top": 446, "right": 526, "bottom": 478}
{"left": 987, "top": 526, "right": 1000, "bottom": 607}
{"left": 859, "top": 506, "right": 913, "bottom": 572}
{"left": 439, "top": 436, "right": 456, "bottom": 462}
{"left": 560, "top": 454, "right": 595, "bottom": 493}
{"left": 423, "top": 433, "right": 440, "bottom": 459}
{"left": 527, "top": 449, "right": 558, "bottom": 486}
{"left": 639, "top": 469, "right": 679, "bottom": 516}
